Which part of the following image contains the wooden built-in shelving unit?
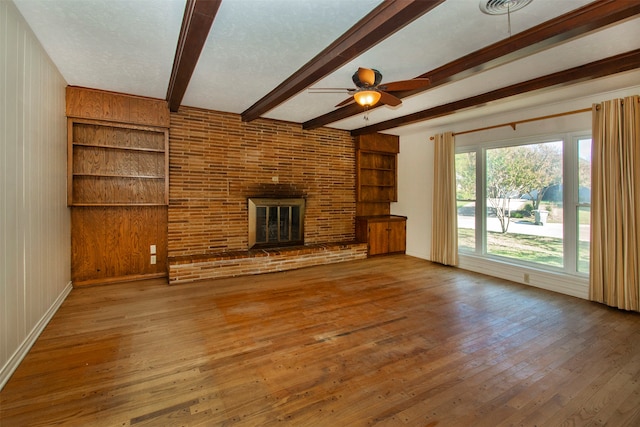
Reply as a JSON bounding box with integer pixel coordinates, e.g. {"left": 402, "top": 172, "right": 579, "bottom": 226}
{"left": 66, "top": 87, "right": 170, "bottom": 287}
{"left": 357, "top": 150, "right": 397, "bottom": 203}
{"left": 67, "top": 118, "right": 168, "bottom": 206}
{"left": 355, "top": 133, "right": 406, "bottom": 256}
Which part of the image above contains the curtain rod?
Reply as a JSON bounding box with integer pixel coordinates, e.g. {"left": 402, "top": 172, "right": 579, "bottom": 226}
{"left": 429, "top": 107, "right": 591, "bottom": 140}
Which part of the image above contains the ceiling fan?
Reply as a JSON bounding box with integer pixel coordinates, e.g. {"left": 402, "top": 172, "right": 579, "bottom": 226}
{"left": 309, "top": 67, "right": 430, "bottom": 108}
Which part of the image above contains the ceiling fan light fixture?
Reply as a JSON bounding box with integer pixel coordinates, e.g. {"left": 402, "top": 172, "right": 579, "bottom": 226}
{"left": 354, "top": 90, "right": 381, "bottom": 107}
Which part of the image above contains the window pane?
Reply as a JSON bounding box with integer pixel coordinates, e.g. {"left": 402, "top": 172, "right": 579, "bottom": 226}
{"left": 578, "top": 138, "right": 592, "bottom": 203}
{"left": 578, "top": 206, "right": 590, "bottom": 273}
{"left": 577, "top": 137, "right": 591, "bottom": 273}
{"left": 485, "top": 141, "right": 563, "bottom": 267}
{"left": 456, "top": 152, "right": 476, "bottom": 252}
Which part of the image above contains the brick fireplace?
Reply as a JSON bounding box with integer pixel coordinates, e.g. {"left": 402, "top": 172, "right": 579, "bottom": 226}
{"left": 167, "top": 107, "right": 367, "bottom": 283}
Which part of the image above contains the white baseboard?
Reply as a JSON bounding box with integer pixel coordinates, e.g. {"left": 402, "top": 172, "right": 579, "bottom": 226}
{"left": 405, "top": 249, "right": 430, "bottom": 260}
{"left": 0, "top": 281, "right": 73, "bottom": 391}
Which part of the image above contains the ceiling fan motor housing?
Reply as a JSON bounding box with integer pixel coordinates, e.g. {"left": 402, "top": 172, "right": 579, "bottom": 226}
{"left": 353, "top": 68, "right": 382, "bottom": 88}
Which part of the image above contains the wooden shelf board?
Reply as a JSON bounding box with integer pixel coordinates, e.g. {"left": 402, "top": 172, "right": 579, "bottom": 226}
{"left": 73, "top": 173, "right": 165, "bottom": 179}
{"left": 69, "top": 203, "right": 168, "bottom": 207}
{"left": 73, "top": 142, "right": 165, "bottom": 153}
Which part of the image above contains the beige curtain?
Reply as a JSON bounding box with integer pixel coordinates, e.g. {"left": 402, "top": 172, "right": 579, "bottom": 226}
{"left": 431, "top": 132, "right": 459, "bottom": 266}
{"left": 590, "top": 95, "right": 640, "bottom": 311}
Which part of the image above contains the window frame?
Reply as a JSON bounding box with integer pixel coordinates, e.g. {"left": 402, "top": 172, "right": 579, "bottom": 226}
{"left": 456, "top": 131, "right": 590, "bottom": 278}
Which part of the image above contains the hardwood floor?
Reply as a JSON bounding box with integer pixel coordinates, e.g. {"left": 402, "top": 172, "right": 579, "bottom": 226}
{"left": 2, "top": 255, "right": 640, "bottom": 426}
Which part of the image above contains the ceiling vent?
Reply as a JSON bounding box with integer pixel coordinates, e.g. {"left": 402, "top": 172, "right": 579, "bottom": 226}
{"left": 479, "top": 0, "right": 532, "bottom": 15}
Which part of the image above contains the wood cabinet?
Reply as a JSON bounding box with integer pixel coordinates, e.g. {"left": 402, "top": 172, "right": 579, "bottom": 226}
{"left": 356, "top": 215, "right": 407, "bottom": 256}
{"left": 67, "top": 118, "right": 168, "bottom": 206}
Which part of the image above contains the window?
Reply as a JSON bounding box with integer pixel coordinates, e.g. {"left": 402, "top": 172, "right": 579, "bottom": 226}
{"left": 456, "top": 134, "right": 589, "bottom": 276}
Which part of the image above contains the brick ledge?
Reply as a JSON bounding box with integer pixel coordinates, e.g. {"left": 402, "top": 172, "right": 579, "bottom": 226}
{"left": 168, "top": 241, "right": 368, "bottom": 284}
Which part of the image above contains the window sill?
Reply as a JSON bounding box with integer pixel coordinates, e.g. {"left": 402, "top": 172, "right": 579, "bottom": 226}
{"left": 458, "top": 253, "right": 589, "bottom": 300}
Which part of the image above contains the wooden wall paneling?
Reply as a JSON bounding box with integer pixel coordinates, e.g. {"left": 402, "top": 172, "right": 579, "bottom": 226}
{"left": 156, "top": 207, "right": 168, "bottom": 274}
{"left": 71, "top": 206, "right": 169, "bottom": 286}
{"left": 130, "top": 96, "right": 171, "bottom": 128}
{"left": 105, "top": 207, "right": 124, "bottom": 277}
{"left": 122, "top": 149, "right": 134, "bottom": 177}
{"left": 136, "top": 151, "right": 160, "bottom": 176}
{"left": 356, "top": 202, "right": 389, "bottom": 217}
{"left": 66, "top": 86, "right": 170, "bottom": 128}
{"left": 72, "top": 208, "right": 105, "bottom": 282}
{"left": 66, "top": 87, "right": 104, "bottom": 121}
{"left": 355, "top": 133, "right": 399, "bottom": 153}
{"left": 129, "top": 128, "right": 164, "bottom": 150}
{"left": 144, "top": 207, "right": 167, "bottom": 275}
{"left": 124, "top": 207, "right": 140, "bottom": 275}
{"left": 133, "top": 207, "right": 166, "bottom": 276}
{"left": 102, "top": 90, "right": 129, "bottom": 123}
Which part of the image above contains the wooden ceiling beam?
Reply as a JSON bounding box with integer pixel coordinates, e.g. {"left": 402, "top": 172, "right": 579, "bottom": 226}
{"left": 240, "top": 0, "right": 445, "bottom": 123}
{"left": 303, "top": 0, "right": 640, "bottom": 130}
{"left": 166, "top": 0, "right": 221, "bottom": 112}
{"left": 350, "top": 49, "right": 640, "bottom": 136}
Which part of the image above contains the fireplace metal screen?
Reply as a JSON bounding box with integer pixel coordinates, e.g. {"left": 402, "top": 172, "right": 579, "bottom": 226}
{"left": 248, "top": 198, "right": 305, "bottom": 249}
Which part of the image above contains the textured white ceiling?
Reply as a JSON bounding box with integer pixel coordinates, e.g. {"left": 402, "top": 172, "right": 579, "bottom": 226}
{"left": 12, "top": 0, "right": 640, "bottom": 135}
{"left": 14, "top": 0, "right": 186, "bottom": 99}
{"left": 182, "top": 0, "right": 381, "bottom": 113}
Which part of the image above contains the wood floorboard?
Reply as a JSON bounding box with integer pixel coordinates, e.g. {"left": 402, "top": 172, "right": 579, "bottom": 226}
{"left": 2, "top": 255, "right": 640, "bottom": 426}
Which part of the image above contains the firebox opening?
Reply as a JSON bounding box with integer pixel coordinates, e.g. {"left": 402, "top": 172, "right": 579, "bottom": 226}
{"left": 248, "top": 198, "right": 305, "bottom": 249}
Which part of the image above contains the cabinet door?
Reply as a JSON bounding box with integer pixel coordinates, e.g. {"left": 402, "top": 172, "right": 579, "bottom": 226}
{"left": 387, "top": 220, "right": 406, "bottom": 254}
{"left": 368, "top": 221, "right": 389, "bottom": 256}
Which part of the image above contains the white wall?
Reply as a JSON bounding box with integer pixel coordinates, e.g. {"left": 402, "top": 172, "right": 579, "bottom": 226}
{"left": 1, "top": 1, "right": 71, "bottom": 390}
{"left": 391, "top": 133, "right": 433, "bottom": 261}
{"left": 394, "top": 84, "right": 640, "bottom": 299}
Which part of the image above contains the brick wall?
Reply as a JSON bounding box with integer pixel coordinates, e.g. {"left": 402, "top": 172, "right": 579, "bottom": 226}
{"left": 168, "top": 106, "right": 357, "bottom": 258}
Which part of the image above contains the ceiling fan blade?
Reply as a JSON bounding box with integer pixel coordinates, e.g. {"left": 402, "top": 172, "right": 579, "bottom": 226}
{"left": 335, "top": 96, "right": 356, "bottom": 108}
{"left": 378, "top": 91, "right": 402, "bottom": 107}
{"left": 381, "top": 78, "right": 430, "bottom": 92}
